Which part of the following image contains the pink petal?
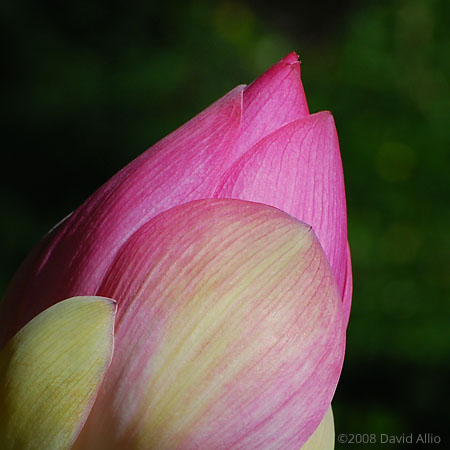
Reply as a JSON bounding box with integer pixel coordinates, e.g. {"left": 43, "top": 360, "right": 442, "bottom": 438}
{"left": 227, "top": 52, "right": 309, "bottom": 165}
{"left": 1, "top": 52, "right": 352, "bottom": 351}
{"left": 0, "top": 86, "right": 244, "bottom": 347}
{"left": 342, "top": 243, "right": 353, "bottom": 327}
{"left": 73, "top": 199, "right": 345, "bottom": 449}
{"left": 215, "top": 111, "right": 349, "bottom": 301}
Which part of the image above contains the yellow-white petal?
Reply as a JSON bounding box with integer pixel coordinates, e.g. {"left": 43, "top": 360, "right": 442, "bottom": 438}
{"left": 0, "top": 296, "right": 116, "bottom": 450}
{"left": 302, "top": 406, "right": 335, "bottom": 450}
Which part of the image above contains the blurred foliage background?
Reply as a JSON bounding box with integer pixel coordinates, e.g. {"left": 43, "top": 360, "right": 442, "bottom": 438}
{"left": 1, "top": 0, "right": 449, "bottom": 448}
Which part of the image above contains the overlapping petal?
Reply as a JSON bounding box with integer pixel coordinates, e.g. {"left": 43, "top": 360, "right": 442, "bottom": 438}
{"left": 0, "top": 52, "right": 351, "bottom": 347}
{"left": 229, "top": 51, "right": 309, "bottom": 163}
{"left": 215, "top": 111, "right": 348, "bottom": 306}
{"left": 0, "top": 85, "right": 244, "bottom": 346}
{"left": 72, "top": 199, "right": 345, "bottom": 449}
{"left": 0, "top": 296, "right": 116, "bottom": 450}
{"left": 0, "top": 52, "right": 352, "bottom": 450}
{"left": 301, "top": 407, "right": 335, "bottom": 450}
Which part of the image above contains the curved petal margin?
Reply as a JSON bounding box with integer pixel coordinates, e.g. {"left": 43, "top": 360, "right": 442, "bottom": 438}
{"left": 342, "top": 243, "right": 353, "bottom": 327}
{"left": 0, "top": 85, "right": 244, "bottom": 347}
{"left": 302, "top": 406, "right": 335, "bottom": 450}
{"left": 215, "top": 111, "right": 349, "bottom": 302}
{"left": 0, "top": 296, "right": 116, "bottom": 450}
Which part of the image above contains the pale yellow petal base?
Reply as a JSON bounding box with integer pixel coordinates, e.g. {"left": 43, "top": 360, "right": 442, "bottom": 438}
{"left": 0, "top": 296, "right": 116, "bottom": 450}
{"left": 301, "top": 407, "right": 335, "bottom": 450}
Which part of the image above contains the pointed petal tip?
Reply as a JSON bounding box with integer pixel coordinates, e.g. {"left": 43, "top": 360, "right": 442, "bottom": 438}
{"left": 234, "top": 51, "right": 309, "bottom": 161}
{"left": 281, "top": 51, "right": 300, "bottom": 64}
{"left": 95, "top": 296, "right": 118, "bottom": 328}
{"left": 309, "top": 111, "right": 339, "bottom": 137}
{"left": 312, "top": 110, "right": 334, "bottom": 122}
{"left": 98, "top": 296, "right": 118, "bottom": 309}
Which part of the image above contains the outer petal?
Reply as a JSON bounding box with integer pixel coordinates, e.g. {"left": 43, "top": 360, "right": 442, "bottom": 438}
{"left": 74, "top": 199, "right": 345, "bottom": 450}
{"left": 0, "top": 296, "right": 116, "bottom": 450}
{"left": 215, "top": 111, "right": 349, "bottom": 304}
{"left": 0, "top": 85, "right": 244, "bottom": 347}
{"left": 301, "top": 407, "right": 335, "bottom": 450}
{"left": 229, "top": 52, "right": 309, "bottom": 164}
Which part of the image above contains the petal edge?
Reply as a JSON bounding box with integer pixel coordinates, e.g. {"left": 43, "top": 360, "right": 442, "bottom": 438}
{"left": 0, "top": 296, "right": 116, "bottom": 450}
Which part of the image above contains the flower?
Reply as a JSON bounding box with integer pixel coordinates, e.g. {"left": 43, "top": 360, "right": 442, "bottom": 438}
{"left": 0, "top": 52, "right": 352, "bottom": 449}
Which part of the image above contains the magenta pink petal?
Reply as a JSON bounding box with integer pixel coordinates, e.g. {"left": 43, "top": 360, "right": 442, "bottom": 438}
{"left": 1, "top": 52, "right": 352, "bottom": 350}
{"left": 215, "top": 111, "right": 349, "bottom": 300}
{"left": 342, "top": 243, "right": 353, "bottom": 326}
{"left": 73, "top": 199, "right": 345, "bottom": 449}
{"left": 227, "top": 52, "right": 309, "bottom": 165}
{"left": 0, "top": 86, "right": 244, "bottom": 347}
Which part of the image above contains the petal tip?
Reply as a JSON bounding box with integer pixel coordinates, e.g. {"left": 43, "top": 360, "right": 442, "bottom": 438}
{"left": 313, "top": 110, "right": 334, "bottom": 121}
{"left": 281, "top": 51, "right": 300, "bottom": 65}
{"left": 99, "top": 296, "right": 118, "bottom": 309}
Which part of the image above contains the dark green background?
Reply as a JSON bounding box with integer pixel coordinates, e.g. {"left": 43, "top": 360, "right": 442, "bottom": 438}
{"left": 1, "top": 1, "right": 449, "bottom": 448}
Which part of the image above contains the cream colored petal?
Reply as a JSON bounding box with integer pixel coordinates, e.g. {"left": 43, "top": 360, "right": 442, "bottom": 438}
{"left": 0, "top": 296, "right": 116, "bottom": 450}
{"left": 302, "top": 406, "right": 335, "bottom": 450}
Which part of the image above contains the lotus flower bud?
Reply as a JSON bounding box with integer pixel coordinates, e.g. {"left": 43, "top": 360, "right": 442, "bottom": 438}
{"left": 1, "top": 52, "right": 352, "bottom": 449}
